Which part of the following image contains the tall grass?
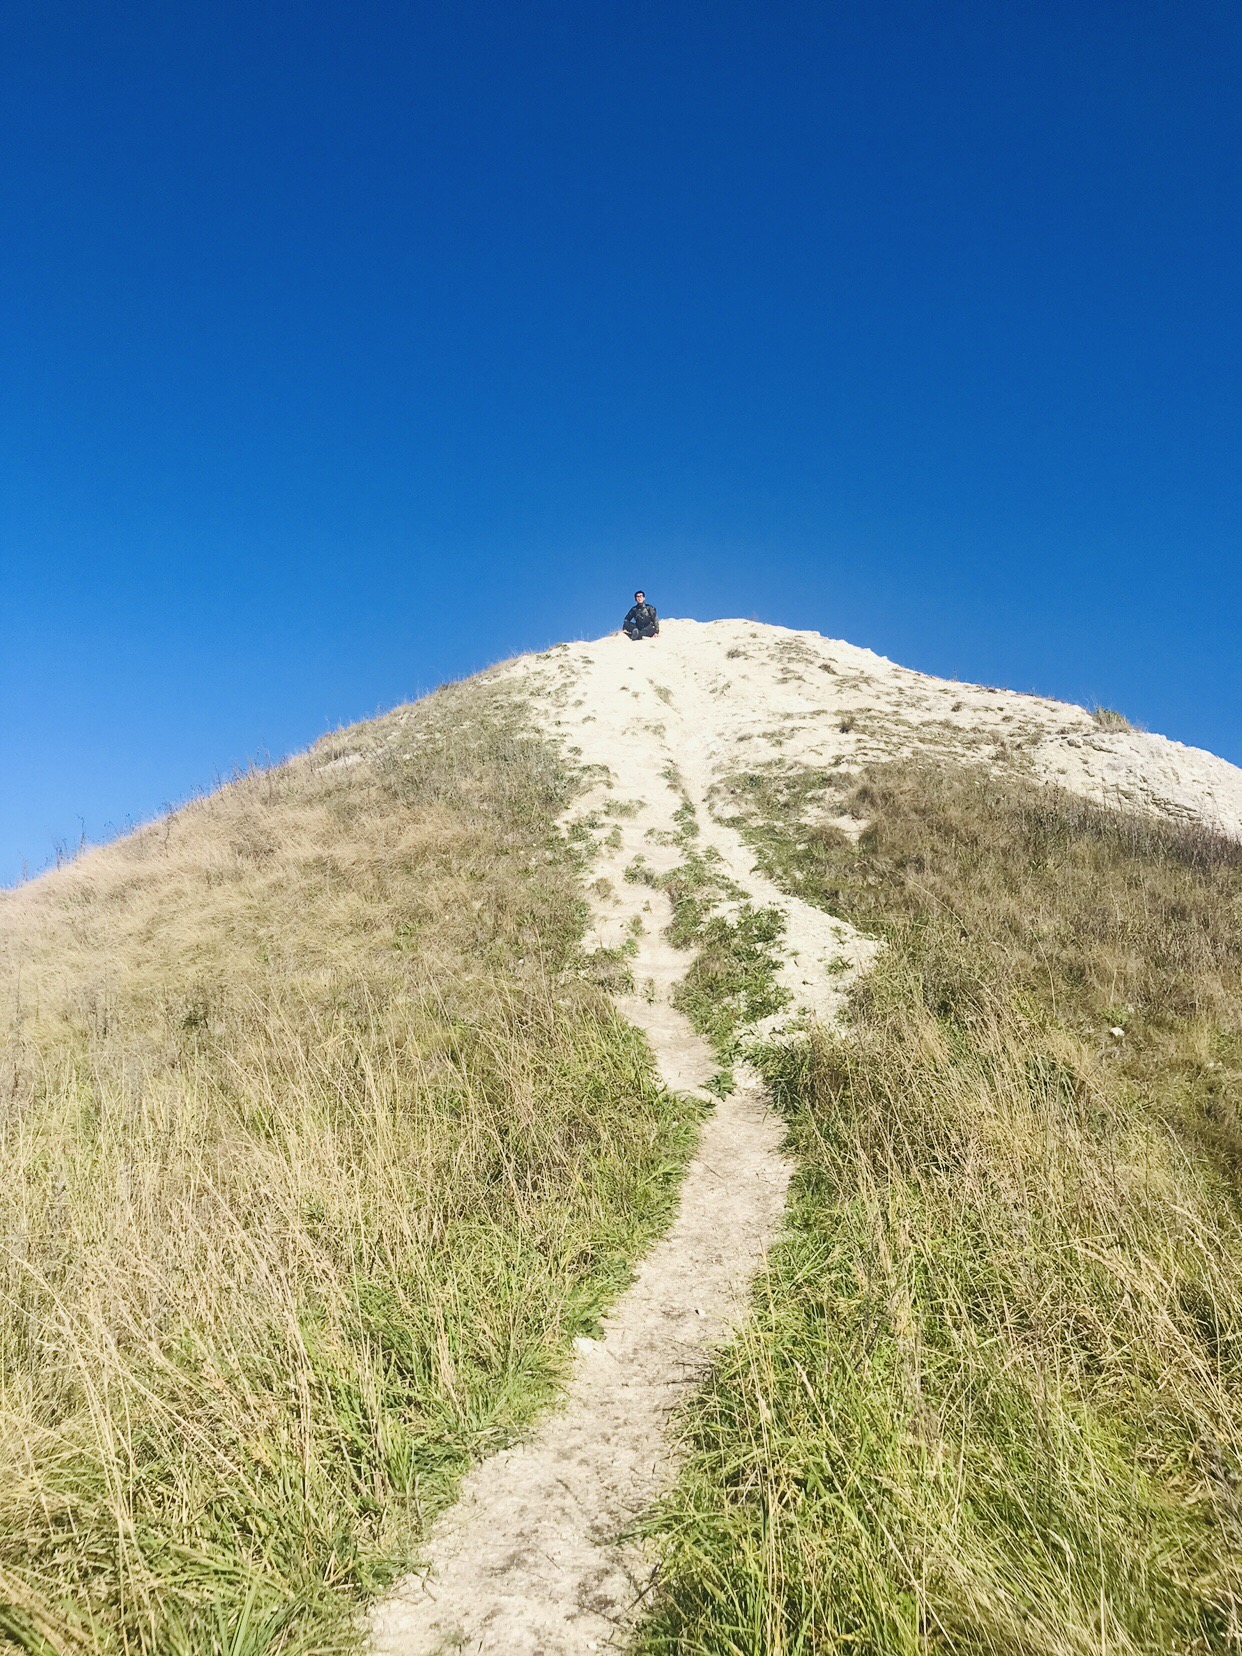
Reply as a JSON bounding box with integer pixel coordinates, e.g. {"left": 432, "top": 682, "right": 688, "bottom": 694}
{"left": 0, "top": 681, "right": 695, "bottom": 1653}
{"left": 642, "top": 763, "right": 1242, "bottom": 1654}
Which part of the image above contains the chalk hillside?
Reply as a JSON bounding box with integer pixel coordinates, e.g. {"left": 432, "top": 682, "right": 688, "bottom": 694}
{"left": 505, "top": 618, "right": 1242, "bottom": 839}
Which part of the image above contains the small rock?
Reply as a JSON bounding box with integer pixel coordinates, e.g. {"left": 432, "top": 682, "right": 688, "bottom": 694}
{"left": 1109, "top": 1027, "right": 1125, "bottom": 1039}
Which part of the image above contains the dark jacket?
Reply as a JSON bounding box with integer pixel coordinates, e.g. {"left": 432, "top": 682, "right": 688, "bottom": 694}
{"left": 623, "top": 602, "right": 659, "bottom": 633}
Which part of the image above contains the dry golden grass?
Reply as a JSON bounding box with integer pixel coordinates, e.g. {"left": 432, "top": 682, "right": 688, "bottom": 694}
{"left": 0, "top": 679, "right": 693, "bottom": 1653}
{"left": 642, "top": 763, "right": 1242, "bottom": 1654}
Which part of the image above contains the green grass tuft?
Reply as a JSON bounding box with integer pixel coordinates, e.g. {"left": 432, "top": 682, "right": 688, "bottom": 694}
{"left": 1091, "top": 705, "right": 1134, "bottom": 732}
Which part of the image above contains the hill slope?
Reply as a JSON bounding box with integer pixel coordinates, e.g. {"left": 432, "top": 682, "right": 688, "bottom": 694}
{"left": 0, "top": 676, "right": 692, "bottom": 1652}
{"left": 4, "top": 620, "right": 1242, "bottom": 1655}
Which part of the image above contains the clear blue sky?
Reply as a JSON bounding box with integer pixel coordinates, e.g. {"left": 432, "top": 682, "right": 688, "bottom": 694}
{"left": 3, "top": 1, "right": 1239, "bottom": 884}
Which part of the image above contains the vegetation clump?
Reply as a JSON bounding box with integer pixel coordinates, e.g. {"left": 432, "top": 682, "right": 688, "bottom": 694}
{"left": 642, "top": 762, "right": 1242, "bottom": 1654}
{"left": 0, "top": 682, "right": 694, "bottom": 1654}
{"left": 1092, "top": 704, "right": 1134, "bottom": 731}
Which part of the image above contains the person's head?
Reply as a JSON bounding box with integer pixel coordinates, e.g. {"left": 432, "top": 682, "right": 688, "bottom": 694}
{"left": 634, "top": 590, "right": 645, "bottom": 603}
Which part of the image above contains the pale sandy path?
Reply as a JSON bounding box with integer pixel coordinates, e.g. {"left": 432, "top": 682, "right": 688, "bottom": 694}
{"left": 370, "top": 633, "right": 874, "bottom": 1654}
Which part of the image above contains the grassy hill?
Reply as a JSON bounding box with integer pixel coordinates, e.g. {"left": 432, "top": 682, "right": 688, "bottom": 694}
{"left": 5, "top": 625, "right": 1242, "bottom": 1655}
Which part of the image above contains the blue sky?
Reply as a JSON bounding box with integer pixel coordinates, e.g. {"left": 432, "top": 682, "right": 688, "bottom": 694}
{"left": 3, "top": 0, "right": 1239, "bottom": 884}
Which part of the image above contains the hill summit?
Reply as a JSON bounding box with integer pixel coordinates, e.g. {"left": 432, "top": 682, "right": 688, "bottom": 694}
{"left": 330, "top": 618, "right": 1242, "bottom": 842}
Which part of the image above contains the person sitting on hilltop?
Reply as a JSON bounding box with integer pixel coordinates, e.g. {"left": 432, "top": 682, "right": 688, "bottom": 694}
{"left": 621, "top": 591, "right": 660, "bottom": 641}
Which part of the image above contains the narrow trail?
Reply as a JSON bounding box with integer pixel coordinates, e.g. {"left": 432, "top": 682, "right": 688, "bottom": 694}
{"left": 370, "top": 633, "right": 875, "bottom": 1655}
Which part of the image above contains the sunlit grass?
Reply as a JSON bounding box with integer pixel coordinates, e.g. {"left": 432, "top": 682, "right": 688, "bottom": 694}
{"left": 0, "top": 680, "right": 695, "bottom": 1653}
{"left": 642, "top": 763, "right": 1242, "bottom": 1654}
